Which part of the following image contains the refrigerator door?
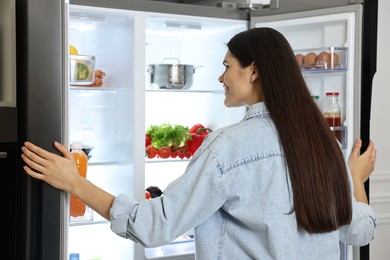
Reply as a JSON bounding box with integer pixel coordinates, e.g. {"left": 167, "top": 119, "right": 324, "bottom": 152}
{"left": 250, "top": 4, "right": 371, "bottom": 260}
{"left": 16, "top": 0, "right": 67, "bottom": 259}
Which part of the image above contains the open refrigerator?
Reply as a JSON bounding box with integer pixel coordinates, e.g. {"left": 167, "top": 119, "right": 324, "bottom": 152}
{"left": 15, "top": 0, "right": 377, "bottom": 260}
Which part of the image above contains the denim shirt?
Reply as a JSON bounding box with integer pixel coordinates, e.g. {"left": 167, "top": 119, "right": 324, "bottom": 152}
{"left": 110, "top": 102, "right": 376, "bottom": 260}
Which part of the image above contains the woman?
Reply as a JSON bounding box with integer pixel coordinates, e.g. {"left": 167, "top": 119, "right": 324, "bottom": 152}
{"left": 21, "top": 27, "right": 376, "bottom": 259}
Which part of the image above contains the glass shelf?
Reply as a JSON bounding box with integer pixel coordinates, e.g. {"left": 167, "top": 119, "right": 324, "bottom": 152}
{"left": 69, "top": 219, "right": 108, "bottom": 226}
{"left": 145, "top": 157, "right": 191, "bottom": 163}
{"left": 69, "top": 86, "right": 118, "bottom": 93}
{"left": 145, "top": 88, "right": 224, "bottom": 94}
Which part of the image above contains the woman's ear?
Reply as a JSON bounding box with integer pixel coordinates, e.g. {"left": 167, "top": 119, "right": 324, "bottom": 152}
{"left": 250, "top": 62, "right": 258, "bottom": 83}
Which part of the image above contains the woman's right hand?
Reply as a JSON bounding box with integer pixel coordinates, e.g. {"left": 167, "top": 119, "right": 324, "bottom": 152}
{"left": 21, "top": 141, "right": 82, "bottom": 194}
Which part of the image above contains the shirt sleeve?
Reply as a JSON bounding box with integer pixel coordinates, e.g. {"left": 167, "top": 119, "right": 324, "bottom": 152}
{"left": 339, "top": 168, "right": 377, "bottom": 246}
{"left": 109, "top": 147, "right": 226, "bottom": 248}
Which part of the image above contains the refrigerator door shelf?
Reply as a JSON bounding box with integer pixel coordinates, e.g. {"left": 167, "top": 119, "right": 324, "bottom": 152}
{"left": 295, "top": 47, "right": 348, "bottom": 71}
{"left": 330, "top": 125, "right": 347, "bottom": 149}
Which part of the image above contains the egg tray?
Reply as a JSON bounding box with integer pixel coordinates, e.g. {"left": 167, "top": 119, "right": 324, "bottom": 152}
{"left": 294, "top": 47, "right": 347, "bottom": 71}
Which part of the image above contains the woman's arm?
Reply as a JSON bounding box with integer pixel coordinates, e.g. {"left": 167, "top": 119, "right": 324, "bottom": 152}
{"left": 21, "top": 141, "right": 115, "bottom": 220}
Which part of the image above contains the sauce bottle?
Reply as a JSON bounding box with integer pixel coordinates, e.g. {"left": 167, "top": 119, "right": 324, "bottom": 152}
{"left": 69, "top": 141, "right": 88, "bottom": 217}
{"left": 324, "top": 92, "right": 341, "bottom": 143}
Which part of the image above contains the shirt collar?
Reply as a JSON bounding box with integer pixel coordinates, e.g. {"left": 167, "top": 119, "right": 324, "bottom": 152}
{"left": 243, "top": 102, "right": 270, "bottom": 121}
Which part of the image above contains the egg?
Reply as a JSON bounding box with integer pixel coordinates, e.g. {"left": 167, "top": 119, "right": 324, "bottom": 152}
{"left": 316, "top": 51, "right": 331, "bottom": 68}
{"left": 295, "top": 53, "right": 304, "bottom": 68}
{"left": 303, "top": 52, "right": 317, "bottom": 69}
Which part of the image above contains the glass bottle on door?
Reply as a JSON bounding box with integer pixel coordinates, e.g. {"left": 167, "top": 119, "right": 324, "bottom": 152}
{"left": 324, "top": 92, "right": 341, "bottom": 143}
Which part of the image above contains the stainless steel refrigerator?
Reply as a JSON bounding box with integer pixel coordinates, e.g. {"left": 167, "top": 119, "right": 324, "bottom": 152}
{"left": 12, "top": 0, "right": 377, "bottom": 259}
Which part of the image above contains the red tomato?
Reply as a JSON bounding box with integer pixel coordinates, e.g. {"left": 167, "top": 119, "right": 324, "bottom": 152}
{"left": 170, "top": 150, "right": 178, "bottom": 159}
{"left": 145, "top": 134, "right": 152, "bottom": 147}
{"left": 145, "top": 191, "right": 152, "bottom": 200}
{"left": 176, "top": 146, "right": 190, "bottom": 159}
{"left": 184, "top": 151, "right": 192, "bottom": 159}
{"left": 145, "top": 145, "right": 157, "bottom": 158}
{"left": 158, "top": 146, "right": 171, "bottom": 159}
{"left": 177, "top": 151, "right": 185, "bottom": 159}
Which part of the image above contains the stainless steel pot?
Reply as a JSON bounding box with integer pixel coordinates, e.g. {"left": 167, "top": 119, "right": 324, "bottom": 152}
{"left": 147, "top": 58, "right": 202, "bottom": 89}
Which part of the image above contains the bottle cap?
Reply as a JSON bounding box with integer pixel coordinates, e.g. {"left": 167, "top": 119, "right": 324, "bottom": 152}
{"left": 70, "top": 142, "right": 83, "bottom": 150}
{"left": 326, "top": 92, "right": 339, "bottom": 96}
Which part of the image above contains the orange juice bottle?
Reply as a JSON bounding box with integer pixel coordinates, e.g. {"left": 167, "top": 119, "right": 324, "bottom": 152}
{"left": 69, "top": 142, "right": 88, "bottom": 217}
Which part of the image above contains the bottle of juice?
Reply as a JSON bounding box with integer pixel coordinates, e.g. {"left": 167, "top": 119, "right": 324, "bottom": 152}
{"left": 324, "top": 92, "right": 341, "bottom": 143}
{"left": 69, "top": 141, "right": 88, "bottom": 217}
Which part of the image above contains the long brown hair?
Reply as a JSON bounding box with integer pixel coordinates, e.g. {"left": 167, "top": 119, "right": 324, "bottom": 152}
{"left": 227, "top": 27, "right": 352, "bottom": 233}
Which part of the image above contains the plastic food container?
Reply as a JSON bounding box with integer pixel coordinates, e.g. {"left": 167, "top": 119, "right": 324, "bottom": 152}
{"left": 70, "top": 55, "right": 95, "bottom": 85}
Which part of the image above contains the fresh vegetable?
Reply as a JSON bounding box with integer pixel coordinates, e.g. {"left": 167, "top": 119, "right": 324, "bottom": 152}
{"left": 170, "top": 150, "right": 178, "bottom": 158}
{"left": 197, "top": 127, "right": 211, "bottom": 136}
{"left": 146, "top": 123, "right": 191, "bottom": 150}
{"left": 188, "top": 133, "right": 205, "bottom": 155}
{"left": 188, "top": 126, "right": 212, "bottom": 155}
{"left": 145, "top": 134, "right": 152, "bottom": 147}
{"left": 145, "top": 191, "right": 152, "bottom": 200}
{"left": 175, "top": 146, "right": 191, "bottom": 159}
{"left": 189, "top": 123, "right": 205, "bottom": 134}
{"left": 158, "top": 146, "right": 171, "bottom": 159}
{"left": 145, "top": 123, "right": 211, "bottom": 159}
{"left": 145, "top": 145, "right": 157, "bottom": 158}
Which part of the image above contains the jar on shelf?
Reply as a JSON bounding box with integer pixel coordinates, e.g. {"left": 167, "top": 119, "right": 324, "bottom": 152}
{"left": 324, "top": 92, "right": 342, "bottom": 143}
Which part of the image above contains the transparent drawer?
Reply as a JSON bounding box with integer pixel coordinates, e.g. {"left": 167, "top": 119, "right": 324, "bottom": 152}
{"left": 294, "top": 47, "right": 347, "bottom": 71}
